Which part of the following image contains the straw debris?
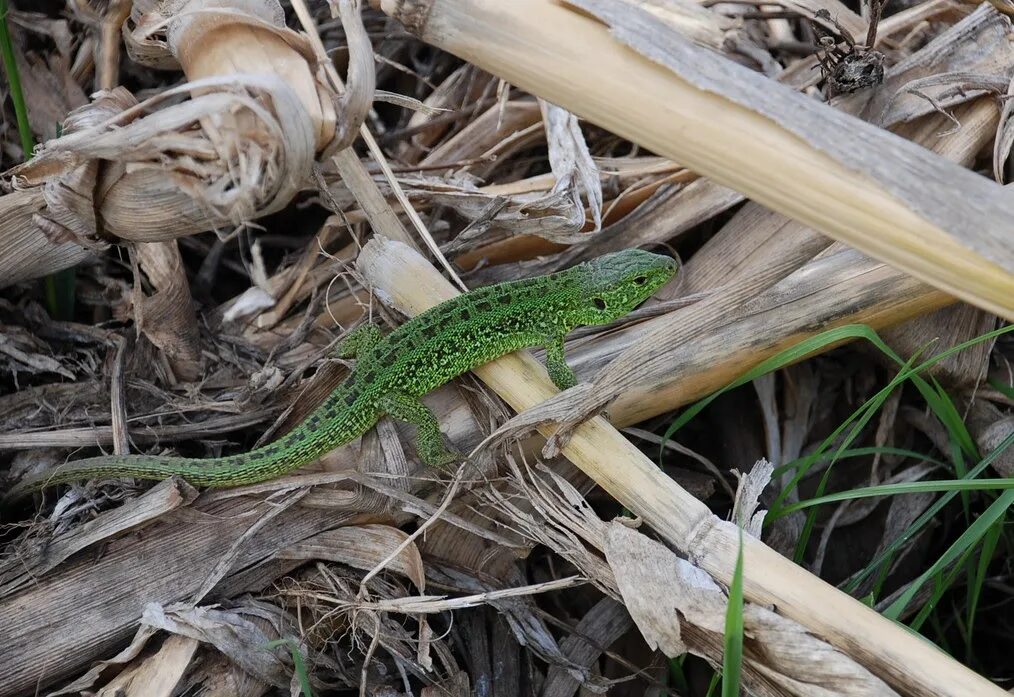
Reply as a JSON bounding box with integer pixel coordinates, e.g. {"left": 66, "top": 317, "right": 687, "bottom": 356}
{"left": 1, "top": 0, "right": 1012, "bottom": 695}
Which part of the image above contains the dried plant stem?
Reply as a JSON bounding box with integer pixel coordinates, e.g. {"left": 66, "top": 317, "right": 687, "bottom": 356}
{"left": 290, "top": 0, "right": 464, "bottom": 288}
{"left": 358, "top": 236, "right": 1001, "bottom": 697}
{"left": 593, "top": 252, "right": 954, "bottom": 428}
{"left": 374, "top": 0, "right": 1014, "bottom": 320}
{"left": 94, "top": 0, "right": 131, "bottom": 91}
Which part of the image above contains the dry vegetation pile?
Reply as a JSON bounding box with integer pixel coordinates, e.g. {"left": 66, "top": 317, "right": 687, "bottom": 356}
{"left": 0, "top": 0, "right": 1012, "bottom": 695}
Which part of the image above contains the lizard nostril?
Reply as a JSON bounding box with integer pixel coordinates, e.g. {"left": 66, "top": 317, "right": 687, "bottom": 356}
{"left": 593, "top": 298, "right": 607, "bottom": 311}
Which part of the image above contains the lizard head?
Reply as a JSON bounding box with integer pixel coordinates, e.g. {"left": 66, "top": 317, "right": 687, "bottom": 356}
{"left": 569, "top": 249, "right": 677, "bottom": 326}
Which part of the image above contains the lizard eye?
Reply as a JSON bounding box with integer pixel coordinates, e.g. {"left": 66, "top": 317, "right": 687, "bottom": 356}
{"left": 592, "top": 297, "right": 607, "bottom": 311}
{"left": 633, "top": 276, "right": 647, "bottom": 285}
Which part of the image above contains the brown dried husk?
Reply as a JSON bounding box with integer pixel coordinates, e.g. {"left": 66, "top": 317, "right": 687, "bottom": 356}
{"left": 0, "top": 0, "right": 373, "bottom": 286}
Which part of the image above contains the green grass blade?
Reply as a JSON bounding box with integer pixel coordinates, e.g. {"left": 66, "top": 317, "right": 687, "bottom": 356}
{"left": 989, "top": 377, "right": 1014, "bottom": 400}
{"left": 656, "top": 323, "right": 1012, "bottom": 567}
{"left": 882, "top": 486, "right": 1014, "bottom": 622}
{"left": 0, "top": 9, "right": 77, "bottom": 319}
{"left": 908, "top": 543, "right": 977, "bottom": 632}
{"left": 789, "top": 350, "right": 923, "bottom": 562}
{"left": 0, "top": 0, "right": 33, "bottom": 156}
{"left": 264, "top": 638, "right": 314, "bottom": 697}
{"left": 771, "top": 325, "right": 1011, "bottom": 516}
{"left": 774, "top": 351, "right": 925, "bottom": 515}
{"left": 776, "top": 478, "right": 1014, "bottom": 516}
{"left": 868, "top": 551, "right": 895, "bottom": 600}
{"left": 661, "top": 325, "right": 882, "bottom": 457}
{"left": 706, "top": 671, "right": 722, "bottom": 697}
{"left": 721, "top": 525, "right": 745, "bottom": 697}
{"left": 668, "top": 656, "right": 690, "bottom": 694}
{"left": 965, "top": 519, "right": 1001, "bottom": 661}
{"left": 844, "top": 430, "right": 1014, "bottom": 594}
{"left": 772, "top": 446, "right": 951, "bottom": 478}
{"left": 663, "top": 324, "right": 1011, "bottom": 466}
{"left": 46, "top": 267, "right": 76, "bottom": 319}
{"left": 920, "top": 378, "right": 975, "bottom": 521}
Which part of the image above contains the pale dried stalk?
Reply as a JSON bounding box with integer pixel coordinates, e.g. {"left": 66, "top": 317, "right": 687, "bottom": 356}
{"left": 289, "top": 0, "right": 464, "bottom": 288}
{"left": 67, "top": 0, "right": 131, "bottom": 90}
{"left": 603, "top": 521, "right": 894, "bottom": 696}
{"left": 97, "top": 634, "right": 200, "bottom": 696}
{"left": 0, "top": 0, "right": 359, "bottom": 285}
{"left": 484, "top": 462, "right": 894, "bottom": 695}
{"left": 374, "top": 0, "right": 1014, "bottom": 321}
{"left": 682, "top": 93, "right": 1001, "bottom": 297}
{"left": 96, "top": 0, "right": 202, "bottom": 387}
{"left": 161, "top": 0, "right": 338, "bottom": 149}
{"left": 357, "top": 236, "right": 1001, "bottom": 697}
{"left": 582, "top": 250, "right": 954, "bottom": 428}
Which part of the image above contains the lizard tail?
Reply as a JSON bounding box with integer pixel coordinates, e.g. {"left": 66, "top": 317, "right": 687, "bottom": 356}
{"left": 6, "top": 452, "right": 265, "bottom": 499}
{"left": 3, "top": 392, "right": 373, "bottom": 502}
{"left": 3, "top": 435, "right": 304, "bottom": 503}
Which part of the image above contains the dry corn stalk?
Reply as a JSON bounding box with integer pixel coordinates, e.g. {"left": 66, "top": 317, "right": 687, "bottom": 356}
{"left": 358, "top": 236, "right": 1002, "bottom": 697}
{"left": 481, "top": 460, "right": 898, "bottom": 696}
{"left": 373, "top": 0, "right": 1014, "bottom": 321}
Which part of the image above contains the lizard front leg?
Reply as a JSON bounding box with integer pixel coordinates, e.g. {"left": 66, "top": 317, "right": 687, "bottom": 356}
{"left": 545, "top": 335, "right": 577, "bottom": 391}
{"left": 335, "top": 323, "right": 383, "bottom": 359}
{"left": 376, "top": 391, "right": 462, "bottom": 469}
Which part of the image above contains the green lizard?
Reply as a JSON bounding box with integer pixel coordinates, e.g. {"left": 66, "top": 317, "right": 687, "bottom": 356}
{"left": 4, "top": 249, "right": 676, "bottom": 500}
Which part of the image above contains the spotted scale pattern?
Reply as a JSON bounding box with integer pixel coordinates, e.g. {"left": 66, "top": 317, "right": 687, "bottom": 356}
{"left": 6, "top": 250, "right": 677, "bottom": 498}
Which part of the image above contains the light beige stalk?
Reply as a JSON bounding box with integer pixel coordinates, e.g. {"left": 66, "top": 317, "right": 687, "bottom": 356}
{"left": 373, "top": 0, "right": 1014, "bottom": 321}
{"left": 357, "top": 236, "right": 1003, "bottom": 697}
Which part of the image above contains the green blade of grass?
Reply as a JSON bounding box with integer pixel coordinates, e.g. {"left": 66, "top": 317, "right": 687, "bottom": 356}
{"left": 46, "top": 267, "right": 76, "bottom": 320}
{"left": 965, "top": 518, "right": 1002, "bottom": 661}
{"left": 655, "top": 318, "right": 1014, "bottom": 625}
{"left": 660, "top": 324, "right": 889, "bottom": 455}
{"left": 789, "top": 349, "right": 924, "bottom": 562}
{"left": 776, "top": 477, "right": 1014, "bottom": 516}
{"left": 706, "top": 671, "right": 722, "bottom": 697}
{"left": 772, "top": 446, "right": 951, "bottom": 478}
{"left": 989, "top": 377, "right": 1014, "bottom": 401}
{"left": 844, "top": 430, "right": 1014, "bottom": 594}
{"left": 667, "top": 655, "right": 690, "bottom": 694}
{"left": 926, "top": 377, "right": 978, "bottom": 460}
{"left": 867, "top": 550, "right": 896, "bottom": 601}
{"left": 0, "top": 0, "right": 34, "bottom": 156}
{"left": 908, "top": 541, "right": 977, "bottom": 632}
{"left": 663, "top": 324, "right": 1011, "bottom": 515}
{"left": 0, "top": 7, "right": 76, "bottom": 319}
{"left": 922, "top": 378, "right": 975, "bottom": 523}
{"left": 774, "top": 347, "right": 927, "bottom": 514}
{"left": 882, "top": 485, "right": 1014, "bottom": 622}
{"left": 721, "top": 525, "right": 745, "bottom": 697}
{"left": 663, "top": 323, "right": 1012, "bottom": 470}
{"left": 772, "top": 324, "right": 1011, "bottom": 515}
{"left": 660, "top": 322, "right": 1012, "bottom": 570}
{"left": 264, "top": 638, "right": 314, "bottom": 697}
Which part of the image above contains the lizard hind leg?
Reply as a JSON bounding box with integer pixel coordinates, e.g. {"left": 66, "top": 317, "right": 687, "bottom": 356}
{"left": 545, "top": 334, "right": 578, "bottom": 391}
{"left": 376, "top": 391, "right": 462, "bottom": 470}
{"left": 335, "top": 323, "right": 384, "bottom": 359}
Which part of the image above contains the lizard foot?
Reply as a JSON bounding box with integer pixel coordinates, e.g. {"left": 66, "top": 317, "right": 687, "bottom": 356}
{"left": 421, "top": 446, "right": 465, "bottom": 472}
